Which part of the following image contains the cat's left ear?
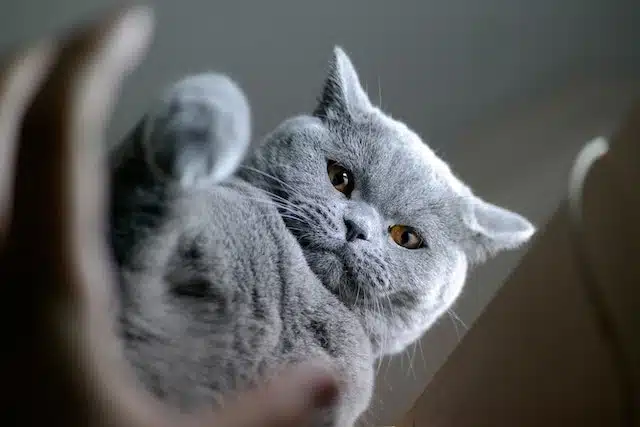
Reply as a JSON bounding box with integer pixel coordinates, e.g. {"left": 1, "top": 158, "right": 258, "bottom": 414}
{"left": 463, "top": 195, "right": 535, "bottom": 264}
{"left": 314, "top": 46, "right": 374, "bottom": 120}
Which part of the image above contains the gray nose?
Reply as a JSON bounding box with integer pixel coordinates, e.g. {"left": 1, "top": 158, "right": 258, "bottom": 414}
{"left": 344, "top": 218, "right": 368, "bottom": 242}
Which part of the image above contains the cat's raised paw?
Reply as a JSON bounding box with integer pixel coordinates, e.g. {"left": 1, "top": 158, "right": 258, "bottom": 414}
{"left": 142, "top": 73, "right": 251, "bottom": 186}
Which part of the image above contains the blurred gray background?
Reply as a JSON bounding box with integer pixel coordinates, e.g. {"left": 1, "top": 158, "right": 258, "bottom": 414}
{"left": 3, "top": 0, "right": 639, "bottom": 425}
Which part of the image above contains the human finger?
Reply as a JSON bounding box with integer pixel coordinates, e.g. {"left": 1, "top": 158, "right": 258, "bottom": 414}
{"left": 189, "top": 362, "right": 340, "bottom": 427}
{"left": 0, "top": 41, "right": 56, "bottom": 237}
{"left": 8, "top": 5, "right": 153, "bottom": 304}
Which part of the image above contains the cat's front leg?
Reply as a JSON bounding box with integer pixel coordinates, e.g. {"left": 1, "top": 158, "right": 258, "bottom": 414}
{"left": 141, "top": 73, "right": 252, "bottom": 186}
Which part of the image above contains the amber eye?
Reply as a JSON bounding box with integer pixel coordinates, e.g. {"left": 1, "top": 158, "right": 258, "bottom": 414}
{"left": 327, "top": 161, "right": 355, "bottom": 197}
{"left": 389, "top": 225, "right": 424, "bottom": 249}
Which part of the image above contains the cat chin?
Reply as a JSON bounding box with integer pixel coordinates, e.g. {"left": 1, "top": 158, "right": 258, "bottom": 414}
{"left": 367, "top": 313, "right": 440, "bottom": 357}
{"left": 381, "top": 333, "right": 428, "bottom": 356}
{"left": 379, "top": 340, "right": 414, "bottom": 356}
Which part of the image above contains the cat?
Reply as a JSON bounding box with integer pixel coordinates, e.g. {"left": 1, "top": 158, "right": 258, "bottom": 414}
{"left": 109, "top": 47, "right": 535, "bottom": 426}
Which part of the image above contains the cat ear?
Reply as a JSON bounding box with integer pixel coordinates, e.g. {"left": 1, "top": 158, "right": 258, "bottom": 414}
{"left": 463, "top": 195, "right": 535, "bottom": 264}
{"left": 313, "top": 46, "right": 373, "bottom": 120}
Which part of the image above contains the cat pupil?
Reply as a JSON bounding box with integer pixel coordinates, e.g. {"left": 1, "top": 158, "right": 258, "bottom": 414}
{"left": 333, "top": 172, "right": 347, "bottom": 186}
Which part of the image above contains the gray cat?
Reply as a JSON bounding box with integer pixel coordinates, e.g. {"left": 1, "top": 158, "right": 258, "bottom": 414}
{"left": 109, "top": 47, "right": 535, "bottom": 426}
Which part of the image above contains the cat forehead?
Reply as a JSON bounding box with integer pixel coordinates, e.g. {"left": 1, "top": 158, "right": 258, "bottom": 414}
{"left": 342, "top": 111, "right": 469, "bottom": 199}
{"left": 318, "top": 112, "right": 471, "bottom": 224}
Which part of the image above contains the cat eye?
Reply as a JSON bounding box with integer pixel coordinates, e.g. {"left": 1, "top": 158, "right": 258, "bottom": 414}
{"left": 327, "top": 160, "right": 355, "bottom": 197}
{"left": 388, "top": 225, "right": 424, "bottom": 249}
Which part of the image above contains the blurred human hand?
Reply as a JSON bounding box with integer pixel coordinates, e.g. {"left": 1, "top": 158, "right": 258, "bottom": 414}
{"left": 0, "top": 5, "right": 337, "bottom": 426}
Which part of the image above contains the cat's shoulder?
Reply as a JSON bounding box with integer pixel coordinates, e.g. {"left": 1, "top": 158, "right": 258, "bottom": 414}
{"left": 170, "top": 178, "right": 284, "bottom": 230}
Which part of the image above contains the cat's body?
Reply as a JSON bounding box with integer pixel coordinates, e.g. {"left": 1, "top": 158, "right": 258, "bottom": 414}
{"left": 113, "top": 168, "right": 373, "bottom": 424}
{"left": 110, "top": 48, "right": 534, "bottom": 426}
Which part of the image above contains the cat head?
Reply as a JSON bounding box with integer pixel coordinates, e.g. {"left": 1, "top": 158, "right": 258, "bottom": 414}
{"left": 242, "top": 47, "right": 535, "bottom": 356}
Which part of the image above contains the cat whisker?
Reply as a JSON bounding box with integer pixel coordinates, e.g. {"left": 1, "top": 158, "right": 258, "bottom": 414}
{"left": 448, "top": 308, "right": 468, "bottom": 331}
{"left": 240, "top": 162, "right": 321, "bottom": 203}
{"left": 416, "top": 333, "right": 426, "bottom": 367}
{"left": 250, "top": 188, "right": 319, "bottom": 226}
{"left": 354, "top": 281, "right": 363, "bottom": 310}
{"left": 239, "top": 165, "right": 301, "bottom": 196}
{"left": 446, "top": 309, "right": 462, "bottom": 342}
{"left": 234, "top": 190, "right": 317, "bottom": 226}
{"left": 375, "top": 353, "right": 384, "bottom": 377}
{"left": 403, "top": 340, "right": 417, "bottom": 380}
{"left": 229, "top": 193, "right": 308, "bottom": 222}
{"left": 274, "top": 207, "right": 315, "bottom": 225}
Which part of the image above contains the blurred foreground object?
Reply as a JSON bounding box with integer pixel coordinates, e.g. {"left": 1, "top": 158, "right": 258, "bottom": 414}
{"left": 0, "top": 5, "right": 337, "bottom": 426}
{"left": 397, "top": 100, "right": 640, "bottom": 425}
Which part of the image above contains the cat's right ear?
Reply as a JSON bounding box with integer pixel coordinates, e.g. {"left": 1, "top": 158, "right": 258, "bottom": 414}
{"left": 313, "top": 46, "right": 373, "bottom": 121}
{"left": 462, "top": 194, "right": 535, "bottom": 264}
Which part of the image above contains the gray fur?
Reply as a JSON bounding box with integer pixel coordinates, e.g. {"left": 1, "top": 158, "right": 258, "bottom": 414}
{"left": 109, "top": 47, "right": 534, "bottom": 426}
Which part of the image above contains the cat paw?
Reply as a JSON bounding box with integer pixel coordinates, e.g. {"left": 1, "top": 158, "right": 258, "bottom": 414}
{"left": 142, "top": 73, "right": 251, "bottom": 186}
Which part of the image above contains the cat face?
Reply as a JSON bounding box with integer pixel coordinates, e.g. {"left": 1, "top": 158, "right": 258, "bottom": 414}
{"left": 242, "top": 47, "right": 535, "bottom": 356}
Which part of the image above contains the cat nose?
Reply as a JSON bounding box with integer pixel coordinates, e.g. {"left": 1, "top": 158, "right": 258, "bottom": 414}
{"left": 344, "top": 218, "right": 369, "bottom": 242}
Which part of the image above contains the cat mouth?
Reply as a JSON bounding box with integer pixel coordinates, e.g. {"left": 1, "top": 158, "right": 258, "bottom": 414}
{"left": 296, "top": 234, "right": 386, "bottom": 305}
{"left": 285, "top": 226, "right": 348, "bottom": 275}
